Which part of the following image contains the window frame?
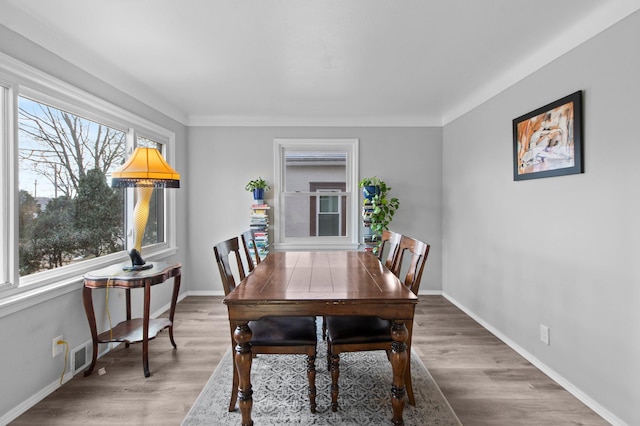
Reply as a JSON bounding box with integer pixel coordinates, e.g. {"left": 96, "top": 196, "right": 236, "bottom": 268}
{"left": 273, "top": 138, "right": 359, "bottom": 251}
{"left": 0, "top": 52, "right": 178, "bottom": 314}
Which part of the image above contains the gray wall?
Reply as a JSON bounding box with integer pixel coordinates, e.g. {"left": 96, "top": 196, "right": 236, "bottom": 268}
{"left": 442, "top": 10, "right": 640, "bottom": 425}
{"left": 186, "top": 126, "right": 443, "bottom": 294}
{"left": 0, "top": 25, "right": 188, "bottom": 420}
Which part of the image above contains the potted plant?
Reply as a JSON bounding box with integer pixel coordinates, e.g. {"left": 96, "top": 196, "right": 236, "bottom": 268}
{"left": 359, "top": 176, "right": 383, "bottom": 200}
{"left": 359, "top": 177, "right": 400, "bottom": 245}
{"left": 245, "top": 177, "right": 270, "bottom": 202}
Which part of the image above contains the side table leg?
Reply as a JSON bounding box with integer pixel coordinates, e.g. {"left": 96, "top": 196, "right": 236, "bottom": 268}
{"left": 142, "top": 282, "right": 151, "bottom": 377}
{"left": 168, "top": 274, "right": 181, "bottom": 348}
{"left": 390, "top": 320, "right": 409, "bottom": 426}
{"left": 233, "top": 323, "right": 254, "bottom": 426}
{"left": 82, "top": 287, "right": 98, "bottom": 376}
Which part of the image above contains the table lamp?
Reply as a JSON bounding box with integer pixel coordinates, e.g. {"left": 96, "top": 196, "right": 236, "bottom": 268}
{"left": 111, "top": 147, "right": 180, "bottom": 271}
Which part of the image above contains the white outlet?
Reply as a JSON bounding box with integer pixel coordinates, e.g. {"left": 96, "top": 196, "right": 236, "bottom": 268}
{"left": 52, "top": 335, "right": 64, "bottom": 357}
{"left": 540, "top": 325, "right": 550, "bottom": 345}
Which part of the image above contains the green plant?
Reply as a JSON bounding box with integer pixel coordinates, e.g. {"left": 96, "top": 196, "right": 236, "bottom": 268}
{"left": 359, "top": 177, "right": 400, "bottom": 237}
{"left": 244, "top": 177, "right": 270, "bottom": 192}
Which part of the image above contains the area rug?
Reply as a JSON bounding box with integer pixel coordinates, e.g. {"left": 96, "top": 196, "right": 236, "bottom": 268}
{"left": 182, "top": 337, "right": 461, "bottom": 426}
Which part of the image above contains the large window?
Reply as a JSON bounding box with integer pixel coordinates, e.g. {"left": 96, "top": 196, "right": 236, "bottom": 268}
{"left": 0, "top": 54, "right": 177, "bottom": 296}
{"left": 18, "top": 96, "right": 127, "bottom": 276}
{"left": 273, "top": 139, "right": 359, "bottom": 250}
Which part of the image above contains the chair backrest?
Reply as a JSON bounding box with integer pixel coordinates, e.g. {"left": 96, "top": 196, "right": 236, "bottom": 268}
{"left": 378, "top": 230, "right": 402, "bottom": 271}
{"left": 214, "top": 237, "right": 247, "bottom": 296}
{"left": 391, "top": 235, "right": 430, "bottom": 295}
{"left": 240, "top": 229, "right": 260, "bottom": 273}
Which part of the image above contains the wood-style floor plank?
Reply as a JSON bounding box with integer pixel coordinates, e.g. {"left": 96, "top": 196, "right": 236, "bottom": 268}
{"left": 10, "top": 296, "right": 608, "bottom": 425}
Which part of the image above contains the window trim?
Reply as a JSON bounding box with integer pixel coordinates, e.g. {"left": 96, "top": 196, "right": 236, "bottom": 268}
{"left": 273, "top": 138, "right": 359, "bottom": 251}
{"left": 0, "top": 51, "right": 178, "bottom": 315}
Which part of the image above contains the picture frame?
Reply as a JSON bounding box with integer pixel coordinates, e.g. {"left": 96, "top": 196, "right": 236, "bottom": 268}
{"left": 512, "top": 91, "right": 583, "bottom": 181}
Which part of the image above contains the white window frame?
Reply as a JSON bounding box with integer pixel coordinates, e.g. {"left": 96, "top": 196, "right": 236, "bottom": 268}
{"left": 0, "top": 52, "right": 178, "bottom": 316}
{"left": 273, "top": 138, "right": 359, "bottom": 251}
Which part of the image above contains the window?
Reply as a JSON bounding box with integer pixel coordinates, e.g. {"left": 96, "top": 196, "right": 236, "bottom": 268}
{"left": 273, "top": 139, "right": 359, "bottom": 250}
{"left": 0, "top": 54, "right": 177, "bottom": 297}
{"left": 18, "top": 96, "right": 127, "bottom": 277}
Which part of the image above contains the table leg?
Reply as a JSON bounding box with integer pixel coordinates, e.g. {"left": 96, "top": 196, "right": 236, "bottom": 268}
{"left": 390, "top": 320, "right": 409, "bottom": 426}
{"left": 142, "top": 282, "right": 151, "bottom": 377}
{"left": 125, "top": 289, "right": 131, "bottom": 348}
{"left": 233, "top": 322, "right": 254, "bottom": 426}
{"left": 168, "top": 274, "right": 181, "bottom": 348}
{"left": 82, "top": 287, "right": 98, "bottom": 376}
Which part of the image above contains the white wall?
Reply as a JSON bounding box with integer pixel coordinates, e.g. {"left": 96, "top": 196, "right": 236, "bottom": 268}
{"left": 185, "top": 126, "right": 443, "bottom": 294}
{"left": 0, "top": 25, "right": 188, "bottom": 421}
{"left": 442, "top": 10, "right": 640, "bottom": 426}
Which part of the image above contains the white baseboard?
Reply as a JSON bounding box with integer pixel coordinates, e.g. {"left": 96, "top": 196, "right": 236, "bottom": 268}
{"left": 186, "top": 290, "right": 225, "bottom": 296}
{"left": 442, "top": 292, "right": 626, "bottom": 426}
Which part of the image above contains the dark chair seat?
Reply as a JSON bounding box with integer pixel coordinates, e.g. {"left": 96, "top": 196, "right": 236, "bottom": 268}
{"left": 325, "top": 316, "right": 391, "bottom": 345}
{"left": 249, "top": 316, "right": 317, "bottom": 346}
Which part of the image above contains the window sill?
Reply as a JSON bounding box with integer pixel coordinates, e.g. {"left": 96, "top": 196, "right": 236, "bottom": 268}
{"left": 0, "top": 246, "right": 177, "bottom": 319}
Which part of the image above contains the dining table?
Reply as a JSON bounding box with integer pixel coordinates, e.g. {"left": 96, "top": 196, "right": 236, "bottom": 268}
{"left": 223, "top": 250, "right": 418, "bottom": 426}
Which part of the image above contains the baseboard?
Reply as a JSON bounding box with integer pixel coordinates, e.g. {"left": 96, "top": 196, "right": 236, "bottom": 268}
{"left": 442, "top": 292, "right": 626, "bottom": 426}
{"left": 186, "top": 290, "right": 225, "bottom": 296}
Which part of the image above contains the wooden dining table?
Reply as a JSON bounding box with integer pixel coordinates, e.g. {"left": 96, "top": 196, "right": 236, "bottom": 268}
{"left": 223, "top": 250, "right": 418, "bottom": 426}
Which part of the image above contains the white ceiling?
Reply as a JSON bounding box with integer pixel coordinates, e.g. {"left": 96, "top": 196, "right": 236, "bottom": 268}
{"left": 1, "top": 0, "right": 639, "bottom": 126}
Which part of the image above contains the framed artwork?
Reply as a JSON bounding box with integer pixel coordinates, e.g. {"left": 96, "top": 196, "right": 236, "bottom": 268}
{"left": 513, "top": 91, "right": 583, "bottom": 181}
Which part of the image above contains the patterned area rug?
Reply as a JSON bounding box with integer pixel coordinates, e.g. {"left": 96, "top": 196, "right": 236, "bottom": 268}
{"left": 182, "top": 337, "right": 461, "bottom": 426}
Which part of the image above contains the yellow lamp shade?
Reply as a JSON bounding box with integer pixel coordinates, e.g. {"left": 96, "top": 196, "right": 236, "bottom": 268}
{"left": 111, "top": 147, "right": 180, "bottom": 188}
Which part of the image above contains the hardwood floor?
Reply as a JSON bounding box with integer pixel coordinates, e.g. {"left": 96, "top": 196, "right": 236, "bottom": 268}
{"left": 10, "top": 296, "right": 608, "bottom": 425}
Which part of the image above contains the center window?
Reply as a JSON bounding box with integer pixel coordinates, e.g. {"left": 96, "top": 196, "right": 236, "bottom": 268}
{"left": 274, "top": 139, "right": 359, "bottom": 250}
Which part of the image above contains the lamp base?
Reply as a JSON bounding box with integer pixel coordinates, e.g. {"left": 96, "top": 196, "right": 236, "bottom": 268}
{"left": 123, "top": 249, "right": 153, "bottom": 271}
{"left": 122, "top": 263, "right": 153, "bottom": 272}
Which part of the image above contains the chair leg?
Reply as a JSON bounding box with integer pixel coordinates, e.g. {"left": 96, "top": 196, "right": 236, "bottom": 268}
{"left": 228, "top": 357, "right": 239, "bottom": 412}
{"left": 326, "top": 341, "right": 332, "bottom": 371}
{"left": 322, "top": 316, "right": 326, "bottom": 340}
{"left": 330, "top": 352, "right": 340, "bottom": 412}
{"left": 405, "top": 354, "right": 415, "bottom": 406}
{"left": 307, "top": 352, "right": 317, "bottom": 413}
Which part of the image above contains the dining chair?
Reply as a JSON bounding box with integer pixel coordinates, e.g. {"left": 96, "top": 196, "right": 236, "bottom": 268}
{"left": 321, "top": 230, "right": 402, "bottom": 339}
{"left": 214, "top": 237, "right": 318, "bottom": 413}
{"left": 325, "top": 235, "right": 430, "bottom": 412}
{"left": 240, "top": 229, "right": 260, "bottom": 273}
{"left": 377, "top": 229, "right": 402, "bottom": 270}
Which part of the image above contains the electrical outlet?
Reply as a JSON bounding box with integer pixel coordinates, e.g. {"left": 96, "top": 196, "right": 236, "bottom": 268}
{"left": 540, "top": 325, "right": 550, "bottom": 345}
{"left": 52, "top": 335, "right": 64, "bottom": 357}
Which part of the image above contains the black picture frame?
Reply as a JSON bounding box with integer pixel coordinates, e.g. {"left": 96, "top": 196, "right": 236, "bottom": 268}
{"left": 513, "top": 91, "right": 583, "bottom": 181}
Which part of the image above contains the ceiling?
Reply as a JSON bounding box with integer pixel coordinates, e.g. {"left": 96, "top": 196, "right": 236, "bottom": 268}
{"left": 1, "top": 0, "right": 638, "bottom": 126}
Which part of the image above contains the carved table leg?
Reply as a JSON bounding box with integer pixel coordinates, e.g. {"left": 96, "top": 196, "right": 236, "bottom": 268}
{"left": 125, "top": 288, "right": 131, "bottom": 348}
{"left": 82, "top": 287, "right": 98, "bottom": 376}
{"left": 234, "top": 323, "right": 254, "bottom": 426}
{"left": 390, "top": 320, "right": 409, "bottom": 426}
{"left": 142, "top": 282, "right": 151, "bottom": 378}
{"left": 168, "top": 274, "right": 181, "bottom": 348}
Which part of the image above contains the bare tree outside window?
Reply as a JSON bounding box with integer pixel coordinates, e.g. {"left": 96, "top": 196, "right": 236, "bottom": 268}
{"left": 18, "top": 97, "right": 127, "bottom": 276}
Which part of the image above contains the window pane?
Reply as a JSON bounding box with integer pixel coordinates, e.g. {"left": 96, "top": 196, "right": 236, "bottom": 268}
{"left": 18, "top": 97, "right": 127, "bottom": 276}
{"left": 318, "top": 214, "right": 339, "bottom": 236}
{"left": 319, "top": 195, "right": 338, "bottom": 213}
{"left": 284, "top": 150, "right": 347, "bottom": 192}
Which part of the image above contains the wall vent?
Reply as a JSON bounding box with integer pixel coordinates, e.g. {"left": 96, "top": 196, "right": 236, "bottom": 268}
{"left": 71, "top": 343, "right": 90, "bottom": 375}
